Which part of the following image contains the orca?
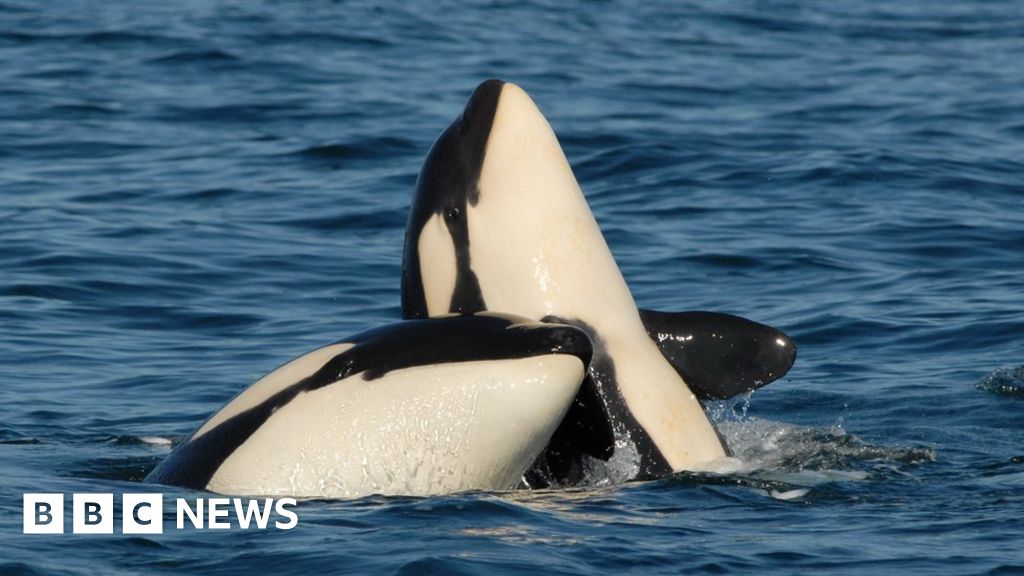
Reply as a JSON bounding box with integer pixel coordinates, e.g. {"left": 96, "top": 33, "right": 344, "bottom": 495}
{"left": 402, "top": 80, "right": 797, "bottom": 485}
{"left": 146, "top": 313, "right": 592, "bottom": 498}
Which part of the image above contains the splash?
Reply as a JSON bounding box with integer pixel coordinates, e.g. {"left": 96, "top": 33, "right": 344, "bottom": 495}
{"left": 715, "top": 418, "right": 935, "bottom": 477}
{"left": 579, "top": 436, "right": 641, "bottom": 487}
{"left": 977, "top": 366, "right": 1024, "bottom": 397}
{"left": 697, "top": 417, "right": 935, "bottom": 500}
{"left": 523, "top": 380, "right": 936, "bottom": 495}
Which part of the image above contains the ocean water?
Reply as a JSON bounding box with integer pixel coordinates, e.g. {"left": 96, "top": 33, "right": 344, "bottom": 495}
{"left": 2, "top": 0, "right": 1023, "bottom": 573}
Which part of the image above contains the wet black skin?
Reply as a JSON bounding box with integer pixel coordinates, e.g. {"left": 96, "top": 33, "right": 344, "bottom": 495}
{"left": 402, "top": 79, "right": 798, "bottom": 487}
{"left": 639, "top": 310, "right": 797, "bottom": 401}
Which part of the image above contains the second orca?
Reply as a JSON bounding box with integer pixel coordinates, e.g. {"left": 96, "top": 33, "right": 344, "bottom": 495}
{"left": 402, "top": 79, "right": 797, "bottom": 485}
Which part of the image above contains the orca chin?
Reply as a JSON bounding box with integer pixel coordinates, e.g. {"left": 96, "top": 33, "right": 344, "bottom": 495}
{"left": 403, "top": 79, "right": 798, "bottom": 485}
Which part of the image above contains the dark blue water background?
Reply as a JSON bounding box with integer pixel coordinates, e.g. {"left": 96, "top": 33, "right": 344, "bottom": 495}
{"left": 2, "top": 1, "right": 1023, "bottom": 574}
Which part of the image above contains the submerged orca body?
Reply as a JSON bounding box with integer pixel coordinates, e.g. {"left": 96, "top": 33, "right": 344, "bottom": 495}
{"left": 402, "top": 80, "right": 797, "bottom": 485}
{"left": 147, "top": 314, "right": 592, "bottom": 498}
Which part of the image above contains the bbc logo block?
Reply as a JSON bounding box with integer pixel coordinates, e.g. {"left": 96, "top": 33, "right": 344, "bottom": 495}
{"left": 72, "top": 493, "right": 114, "bottom": 534}
{"left": 123, "top": 493, "right": 163, "bottom": 534}
{"left": 23, "top": 494, "right": 64, "bottom": 534}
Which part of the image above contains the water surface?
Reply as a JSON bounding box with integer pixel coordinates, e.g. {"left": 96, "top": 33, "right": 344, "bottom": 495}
{"left": 2, "top": 1, "right": 1023, "bottom": 574}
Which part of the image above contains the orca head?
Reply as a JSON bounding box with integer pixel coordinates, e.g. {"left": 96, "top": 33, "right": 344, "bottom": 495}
{"left": 403, "top": 79, "right": 603, "bottom": 322}
{"left": 402, "top": 79, "right": 505, "bottom": 319}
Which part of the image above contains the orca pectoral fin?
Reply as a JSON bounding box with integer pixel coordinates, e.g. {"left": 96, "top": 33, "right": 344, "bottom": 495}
{"left": 524, "top": 375, "right": 615, "bottom": 488}
{"left": 557, "top": 375, "right": 615, "bottom": 461}
{"left": 638, "top": 309, "right": 797, "bottom": 401}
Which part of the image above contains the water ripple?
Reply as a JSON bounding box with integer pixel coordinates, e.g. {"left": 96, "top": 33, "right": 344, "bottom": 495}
{"left": 2, "top": 0, "right": 1023, "bottom": 573}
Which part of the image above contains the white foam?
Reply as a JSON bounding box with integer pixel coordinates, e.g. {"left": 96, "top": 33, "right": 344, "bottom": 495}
{"left": 769, "top": 488, "right": 809, "bottom": 500}
{"left": 139, "top": 436, "right": 172, "bottom": 447}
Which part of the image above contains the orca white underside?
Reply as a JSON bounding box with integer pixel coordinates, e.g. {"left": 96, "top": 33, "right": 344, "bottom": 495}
{"left": 209, "top": 356, "right": 584, "bottom": 498}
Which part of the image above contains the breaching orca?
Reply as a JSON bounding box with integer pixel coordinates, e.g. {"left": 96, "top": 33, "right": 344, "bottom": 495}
{"left": 402, "top": 80, "right": 797, "bottom": 485}
{"left": 146, "top": 314, "right": 592, "bottom": 498}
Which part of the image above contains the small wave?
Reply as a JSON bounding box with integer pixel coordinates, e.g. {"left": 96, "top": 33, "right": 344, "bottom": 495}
{"left": 107, "top": 305, "right": 264, "bottom": 333}
{"left": 977, "top": 366, "right": 1024, "bottom": 397}
{"left": 0, "top": 428, "right": 41, "bottom": 445}
{"left": 265, "top": 207, "right": 408, "bottom": 232}
{"left": 248, "top": 31, "right": 392, "bottom": 48}
{"left": 148, "top": 49, "right": 240, "bottom": 65}
{"left": 678, "top": 252, "right": 764, "bottom": 270}
{"left": 174, "top": 187, "right": 245, "bottom": 202}
{"left": 0, "top": 2, "right": 32, "bottom": 12}
{"left": 105, "top": 435, "right": 174, "bottom": 447}
{"left": 290, "top": 136, "right": 419, "bottom": 163}
{"left": 0, "top": 140, "right": 146, "bottom": 160}
{"left": 47, "top": 102, "right": 125, "bottom": 116}
{"left": 155, "top": 102, "right": 295, "bottom": 123}
{"left": 769, "top": 488, "right": 810, "bottom": 500}
{"left": 80, "top": 30, "right": 176, "bottom": 45}
{"left": 73, "top": 456, "right": 165, "bottom": 482}
{"left": 1, "top": 29, "right": 182, "bottom": 46}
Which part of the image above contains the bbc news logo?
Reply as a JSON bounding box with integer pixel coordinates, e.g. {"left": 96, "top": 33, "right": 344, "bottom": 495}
{"left": 23, "top": 493, "right": 298, "bottom": 534}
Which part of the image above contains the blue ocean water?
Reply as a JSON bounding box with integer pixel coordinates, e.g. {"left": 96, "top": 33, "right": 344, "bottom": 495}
{"left": 2, "top": 0, "right": 1023, "bottom": 573}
